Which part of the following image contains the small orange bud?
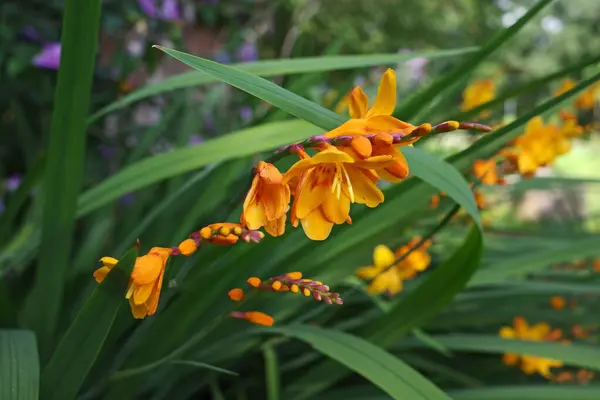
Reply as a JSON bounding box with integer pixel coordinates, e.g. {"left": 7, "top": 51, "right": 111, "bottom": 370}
{"left": 550, "top": 296, "right": 566, "bottom": 310}
{"left": 244, "top": 311, "right": 274, "bottom": 327}
{"left": 302, "top": 288, "right": 311, "bottom": 297}
{"left": 219, "top": 227, "right": 231, "bottom": 237}
{"left": 290, "top": 284, "right": 299, "bottom": 293}
{"left": 287, "top": 272, "right": 302, "bottom": 280}
{"left": 413, "top": 123, "right": 432, "bottom": 137}
{"left": 178, "top": 239, "right": 197, "bottom": 256}
{"left": 247, "top": 277, "right": 261, "bottom": 288}
{"left": 447, "top": 121, "right": 460, "bottom": 130}
{"left": 200, "top": 227, "right": 213, "bottom": 240}
{"left": 373, "top": 132, "right": 393, "bottom": 146}
{"left": 233, "top": 226, "right": 243, "bottom": 236}
{"left": 272, "top": 281, "right": 282, "bottom": 291}
{"left": 350, "top": 136, "right": 372, "bottom": 159}
{"left": 280, "top": 284, "right": 290, "bottom": 292}
{"left": 228, "top": 288, "right": 245, "bottom": 302}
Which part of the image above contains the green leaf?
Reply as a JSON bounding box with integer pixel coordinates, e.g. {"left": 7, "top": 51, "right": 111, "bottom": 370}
{"left": 90, "top": 49, "right": 476, "bottom": 122}
{"left": 168, "top": 360, "right": 238, "bottom": 377}
{"left": 40, "top": 246, "right": 138, "bottom": 400}
{"left": 395, "top": 0, "right": 555, "bottom": 119}
{"left": 153, "top": 46, "right": 345, "bottom": 130}
{"left": 403, "top": 334, "right": 600, "bottom": 371}
{"left": 23, "top": 0, "right": 102, "bottom": 353}
{"left": 76, "top": 120, "right": 322, "bottom": 216}
{"left": 450, "top": 386, "right": 600, "bottom": 400}
{"left": 265, "top": 325, "right": 451, "bottom": 400}
{"left": 469, "top": 235, "right": 600, "bottom": 286}
{"left": 263, "top": 343, "right": 280, "bottom": 400}
{"left": 0, "top": 330, "right": 39, "bottom": 400}
{"left": 448, "top": 52, "right": 600, "bottom": 122}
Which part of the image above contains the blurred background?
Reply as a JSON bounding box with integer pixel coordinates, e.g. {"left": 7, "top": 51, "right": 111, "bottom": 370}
{"left": 2, "top": 0, "right": 600, "bottom": 231}
{"left": 2, "top": 0, "right": 600, "bottom": 398}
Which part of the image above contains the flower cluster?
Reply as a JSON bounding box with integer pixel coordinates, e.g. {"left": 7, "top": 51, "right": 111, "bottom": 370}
{"left": 94, "top": 223, "right": 264, "bottom": 319}
{"left": 555, "top": 78, "right": 599, "bottom": 111}
{"left": 244, "top": 69, "right": 491, "bottom": 241}
{"left": 356, "top": 237, "right": 431, "bottom": 296}
{"left": 227, "top": 272, "right": 342, "bottom": 326}
{"left": 499, "top": 316, "right": 563, "bottom": 378}
{"left": 461, "top": 78, "right": 496, "bottom": 117}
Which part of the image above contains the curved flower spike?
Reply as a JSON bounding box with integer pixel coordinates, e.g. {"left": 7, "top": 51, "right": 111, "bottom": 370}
{"left": 245, "top": 272, "right": 343, "bottom": 305}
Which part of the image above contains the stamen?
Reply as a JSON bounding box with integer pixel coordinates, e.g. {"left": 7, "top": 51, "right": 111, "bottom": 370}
{"left": 343, "top": 166, "right": 355, "bottom": 203}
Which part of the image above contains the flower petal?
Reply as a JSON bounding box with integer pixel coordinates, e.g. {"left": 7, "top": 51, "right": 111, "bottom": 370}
{"left": 311, "top": 148, "right": 355, "bottom": 164}
{"left": 356, "top": 265, "right": 379, "bottom": 279}
{"left": 146, "top": 269, "right": 165, "bottom": 315}
{"left": 283, "top": 159, "right": 317, "bottom": 184}
{"left": 131, "top": 254, "right": 164, "bottom": 285}
{"left": 354, "top": 155, "right": 395, "bottom": 169}
{"left": 93, "top": 266, "right": 112, "bottom": 283}
{"left": 321, "top": 191, "right": 350, "bottom": 224}
{"left": 300, "top": 208, "right": 333, "bottom": 240}
{"left": 349, "top": 87, "right": 369, "bottom": 119}
{"left": 129, "top": 297, "right": 148, "bottom": 319}
{"left": 264, "top": 215, "right": 286, "bottom": 237}
{"left": 257, "top": 161, "right": 283, "bottom": 184}
{"left": 295, "top": 171, "right": 327, "bottom": 219}
{"left": 242, "top": 175, "right": 260, "bottom": 210}
{"left": 366, "top": 68, "right": 397, "bottom": 117}
{"left": 133, "top": 282, "right": 155, "bottom": 305}
{"left": 373, "top": 244, "right": 395, "bottom": 269}
{"left": 345, "top": 166, "right": 384, "bottom": 207}
{"left": 241, "top": 202, "right": 265, "bottom": 230}
{"left": 365, "top": 115, "right": 415, "bottom": 133}
{"left": 324, "top": 119, "right": 368, "bottom": 138}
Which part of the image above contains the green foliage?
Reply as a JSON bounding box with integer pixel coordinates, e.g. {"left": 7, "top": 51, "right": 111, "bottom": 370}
{"left": 2, "top": 0, "right": 600, "bottom": 399}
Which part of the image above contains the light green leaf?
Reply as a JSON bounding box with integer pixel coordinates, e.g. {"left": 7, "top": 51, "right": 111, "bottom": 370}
{"left": 90, "top": 49, "right": 476, "bottom": 122}
{"left": 0, "top": 330, "right": 39, "bottom": 400}
{"left": 265, "top": 325, "right": 451, "bottom": 400}
{"left": 450, "top": 386, "right": 600, "bottom": 400}
{"left": 404, "top": 334, "right": 600, "bottom": 371}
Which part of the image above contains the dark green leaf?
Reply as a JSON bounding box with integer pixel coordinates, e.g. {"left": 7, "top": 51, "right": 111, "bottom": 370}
{"left": 0, "top": 330, "right": 39, "bottom": 400}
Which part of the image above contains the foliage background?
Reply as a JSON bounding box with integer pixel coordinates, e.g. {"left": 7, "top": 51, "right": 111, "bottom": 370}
{"left": 1, "top": 0, "right": 600, "bottom": 399}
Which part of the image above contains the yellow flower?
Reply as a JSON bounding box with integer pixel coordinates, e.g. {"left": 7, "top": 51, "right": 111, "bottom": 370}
{"left": 499, "top": 316, "right": 563, "bottom": 378}
{"left": 472, "top": 159, "right": 499, "bottom": 185}
{"left": 461, "top": 79, "right": 495, "bottom": 113}
{"left": 555, "top": 79, "right": 576, "bottom": 97}
{"left": 575, "top": 83, "right": 598, "bottom": 110}
{"left": 283, "top": 147, "right": 394, "bottom": 240}
{"left": 324, "top": 69, "right": 417, "bottom": 140}
{"left": 356, "top": 239, "right": 431, "bottom": 295}
{"left": 241, "top": 161, "right": 291, "bottom": 237}
{"left": 503, "top": 117, "right": 571, "bottom": 177}
{"left": 94, "top": 247, "right": 171, "bottom": 319}
{"left": 559, "top": 119, "right": 585, "bottom": 138}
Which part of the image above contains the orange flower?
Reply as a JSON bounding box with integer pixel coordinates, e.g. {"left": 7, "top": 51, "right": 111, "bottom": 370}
{"left": 575, "top": 84, "right": 597, "bottom": 110}
{"left": 461, "top": 79, "right": 495, "bottom": 114}
{"left": 241, "top": 161, "right": 291, "bottom": 237}
{"left": 284, "top": 147, "right": 394, "bottom": 240}
{"left": 473, "top": 159, "right": 498, "bottom": 185}
{"left": 95, "top": 248, "right": 172, "bottom": 319}
{"left": 555, "top": 79, "right": 576, "bottom": 97}
{"left": 125, "top": 247, "right": 171, "bottom": 319}
{"left": 550, "top": 296, "right": 566, "bottom": 310}
{"left": 228, "top": 288, "right": 245, "bottom": 302}
{"left": 324, "top": 69, "right": 417, "bottom": 140}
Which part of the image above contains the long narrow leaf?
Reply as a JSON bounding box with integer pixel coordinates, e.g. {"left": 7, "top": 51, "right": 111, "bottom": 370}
{"left": 23, "top": 0, "right": 101, "bottom": 353}
{"left": 0, "top": 330, "right": 39, "bottom": 400}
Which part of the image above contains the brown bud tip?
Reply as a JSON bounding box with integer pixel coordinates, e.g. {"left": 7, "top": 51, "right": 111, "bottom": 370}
{"left": 350, "top": 136, "right": 372, "bottom": 158}
{"left": 413, "top": 123, "right": 432, "bottom": 137}
{"left": 433, "top": 121, "right": 460, "bottom": 133}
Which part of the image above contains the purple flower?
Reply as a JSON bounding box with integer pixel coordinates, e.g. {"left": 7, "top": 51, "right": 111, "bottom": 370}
{"left": 188, "top": 135, "right": 204, "bottom": 146}
{"left": 239, "top": 107, "right": 253, "bottom": 123}
{"left": 6, "top": 175, "right": 21, "bottom": 192}
{"left": 236, "top": 41, "right": 258, "bottom": 62}
{"left": 119, "top": 193, "right": 136, "bottom": 206}
{"left": 21, "top": 25, "right": 41, "bottom": 41}
{"left": 214, "top": 50, "right": 231, "bottom": 65}
{"left": 405, "top": 57, "right": 428, "bottom": 81}
{"left": 32, "top": 42, "right": 61, "bottom": 70}
{"left": 138, "top": 0, "right": 180, "bottom": 21}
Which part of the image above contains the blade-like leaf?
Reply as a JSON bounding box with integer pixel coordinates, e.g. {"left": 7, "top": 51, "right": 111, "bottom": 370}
{"left": 40, "top": 246, "right": 137, "bottom": 400}
{"left": 450, "top": 386, "right": 600, "bottom": 400}
{"left": 89, "top": 49, "right": 477, "bottom": 122}
{"left": 395, "top": 0, "right": 555, "bottom": 119}
{"left": 402, "top": 334, "right": 600, "bottom": 370}
{"left": 76, "top": 120, "right": 322, "bottom": 216}
{"left": 265, "top": 325, "right": 451, "bottom": 400}
{"left": 154, "top": 46, "right": 345, "bottom": 130}
{"left": 0, "top": 330, "right": 39, "bottom": 400}
{"left": 23, "top": 0, "right": 101, "bottom": 353}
